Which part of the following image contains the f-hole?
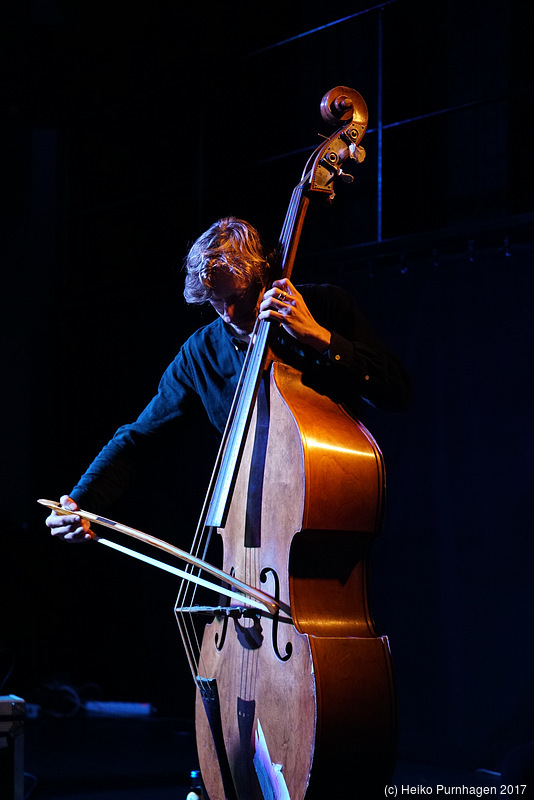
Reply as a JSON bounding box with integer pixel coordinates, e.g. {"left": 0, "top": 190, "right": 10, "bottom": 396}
{"left": 260, "top": 567, "right": 292, "bottom": 662}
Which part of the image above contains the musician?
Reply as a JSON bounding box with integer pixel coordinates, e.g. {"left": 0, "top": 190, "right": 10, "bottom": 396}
{"left": 45, "top": 216, "right": 411, "bottom": 541}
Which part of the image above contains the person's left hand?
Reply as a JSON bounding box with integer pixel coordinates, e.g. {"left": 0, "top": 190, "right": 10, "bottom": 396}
{"left": 259, "top": 279, "right": 331, "bottom": 353}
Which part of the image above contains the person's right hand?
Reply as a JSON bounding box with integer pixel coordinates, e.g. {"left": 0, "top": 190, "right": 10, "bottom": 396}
{"left": 45, "top": 495, "right": 93, "bottom": 542}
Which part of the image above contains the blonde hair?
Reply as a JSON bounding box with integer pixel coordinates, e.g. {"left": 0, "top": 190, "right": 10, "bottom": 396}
{"left": 183, "top": 217, "right": 270, "bottom": 304}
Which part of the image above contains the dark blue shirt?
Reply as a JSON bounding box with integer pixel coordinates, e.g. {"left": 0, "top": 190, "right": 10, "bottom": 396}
{"left": 71, "top": 284, "right": 411, "bottom": 510}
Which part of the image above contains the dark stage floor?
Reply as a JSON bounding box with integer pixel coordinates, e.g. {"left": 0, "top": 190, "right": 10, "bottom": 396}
{"left": 18, "top": 714, "right": 502, "bottom": 800}
{"left": 22, "top": 714, "right": 196, "bottom": 799}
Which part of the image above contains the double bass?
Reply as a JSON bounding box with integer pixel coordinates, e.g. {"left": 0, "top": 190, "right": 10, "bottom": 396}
{"left": 176, "top": 85, "right": 397, "bottom": 799}
{"left": 40, "top": 85, "right": 397, "bottom": 799}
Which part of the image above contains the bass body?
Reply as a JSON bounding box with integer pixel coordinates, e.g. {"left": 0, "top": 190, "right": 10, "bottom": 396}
{"left": 194, "top": 361, "right": 397, "bottom": 800}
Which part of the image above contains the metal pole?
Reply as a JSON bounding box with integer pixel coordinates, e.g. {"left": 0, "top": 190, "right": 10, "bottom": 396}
{"left": 377, "top": 7, "right": 383, "bottom": 242}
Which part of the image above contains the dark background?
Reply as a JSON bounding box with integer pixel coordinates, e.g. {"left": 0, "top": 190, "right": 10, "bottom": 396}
{"left": 2, "top": 0, "right": 533, "bottom": 778}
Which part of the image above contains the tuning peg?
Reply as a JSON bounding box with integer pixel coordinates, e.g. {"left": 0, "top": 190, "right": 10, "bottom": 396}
{"left": 338, "top": 170, "right": 354, "bottom": 184}
{"left": 349, "top": 144, "right": 366, "bottom": 164}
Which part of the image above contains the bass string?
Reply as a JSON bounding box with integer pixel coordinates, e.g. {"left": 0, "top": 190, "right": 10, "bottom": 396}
{"left": 174, "top": 183, "right": 302, "bottom": 685}
{"left": 174, "top": 318, "right": 269, "bottom": 681}
{"left": 175, "top": 552, "right": 212, "bottom": 682}
{"left": 239, "top": 544, "right": 262, "bottom": 702}
{"left": 230, "top": 186, "right": 303, "bottom": 700}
